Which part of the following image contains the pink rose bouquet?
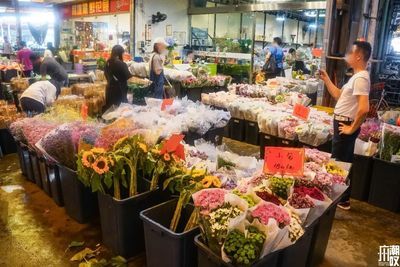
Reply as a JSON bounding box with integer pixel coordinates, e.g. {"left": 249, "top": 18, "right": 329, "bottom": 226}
{"left": 193, "top": 188, "right": 226, "bottom": 214}
{"left": 251, "top": 202, "right": 291, "bottom": 227}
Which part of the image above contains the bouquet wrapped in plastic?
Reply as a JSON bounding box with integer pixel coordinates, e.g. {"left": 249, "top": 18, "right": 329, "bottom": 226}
{"left": 379, "top": 123, "right": 400, "bottom": 163}
{"left": 37, "top": 122, "right": 102, "bottom": 169}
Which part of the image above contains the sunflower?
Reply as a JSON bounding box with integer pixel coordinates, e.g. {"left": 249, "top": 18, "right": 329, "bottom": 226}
{"left": 163, "top": 153, "right": 171, "bottom": 161}
{"left": 138, "top": 142, "right": 148, "bottom": 153}
{"left": 113, "top": 135, "right": 129, "bottom": 150}
{"left": 192, "top": 169, "right": 206, "bottom": 178}
{"left": 91, "top": 147, "right": 106, "bottom": 154}
{"left": 82, "top": 151, "right": 95, "bottom": 168}
{"left": 201, "top": 176, "right": 221, "bottom": 188}
{"left": 92, "top": 156, "right": 110, "bottom": 175}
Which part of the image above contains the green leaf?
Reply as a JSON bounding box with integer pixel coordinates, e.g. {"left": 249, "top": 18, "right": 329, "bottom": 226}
{"left": 110, "top": 256, "right": 127, "bottom": 267}
{"left": 70, "top": 247, "right": 95, "bottom": 261}
{"left": 79, "top": 258, "right": 107, "bottom": 267}
{"left": 104, "top": 173, "right": 112, "bottom": 188}
{"left": 67, "top": 241, "right": 85, "bottom": 250}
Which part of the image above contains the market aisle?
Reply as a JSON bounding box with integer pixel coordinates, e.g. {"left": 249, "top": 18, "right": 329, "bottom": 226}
{"left": 1, "top": 151, "right": 399, "bottom": 267}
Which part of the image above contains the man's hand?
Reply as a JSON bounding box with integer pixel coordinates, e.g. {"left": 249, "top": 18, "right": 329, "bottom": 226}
{"left": 338, "top": 122, "right": 355, "bottom": 135}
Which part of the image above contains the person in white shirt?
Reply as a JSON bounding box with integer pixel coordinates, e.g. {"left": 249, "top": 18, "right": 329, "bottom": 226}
{"left": 2, "top": 36, "right": 12, "bottom": 58}
{"left": 320, "top": 41, "right": 371, "bottom": 210}
{"left": 20, "top": 80, "right": 57, "bottom": 114}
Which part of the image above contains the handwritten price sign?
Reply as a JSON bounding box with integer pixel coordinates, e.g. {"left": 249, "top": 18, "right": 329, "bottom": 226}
{"left": 264, "top": 147, "right": 305, "bottom": 176}
{"left": 161, "top": 98, "right": 174, "bottom": 111}
{"left": 293, "top": 103, "right": 310, "bottom": 120}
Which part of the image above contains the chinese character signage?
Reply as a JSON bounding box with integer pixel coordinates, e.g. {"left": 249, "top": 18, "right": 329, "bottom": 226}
{"left": 64, "top": 0, "right": 129, "bottom": 18}
{"left": 263, "top": 147, "right": 305, "bottom": 177}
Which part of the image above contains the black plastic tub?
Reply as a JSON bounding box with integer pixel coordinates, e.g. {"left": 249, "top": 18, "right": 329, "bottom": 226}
{"left": 21, "top": 144, "right": 34, "bottom": 182}
{"left": 0, "top": 128, "right": 17, "bottom": 155}
{"left": 223, "top": 120, "right": 231, "bottom": 138}
{"left": 259, "top": 133, "right": 277, "bottom": 158}
{"left": 368, "top": 157, "right": 400, "bottom": 212}
{"left": 58, "top": 164, "right": 98, "bottom": 223}
{"left": 276, "top": 137, "right": 298, "bottom": 148}
{"left": 38, "top": 157, "right": 51, "bottom": 196}
{"left": 16, "top": 142, "right": 27, "bottom": 176}
{"left": 184, "top": 127, "right": 224, "bottom": 146}
{"left": 230, "top": 118, "right": 245, "bottom": 141}
{"left": 299, "top": 140, "right": 332, "bottom": 154}
{"left": 195, "top": 235, "right": 279, "bottom": 267}
{"left": 350, "top": 154, "right": 373, "bottom": 201}
{"left": 278, "top": 224, "right": 315, "bottom": 267}
{"left": 201, "top": 86, "right": 216, "bottom": 95}
{"left": 46, "top": 162, "right": 63, "bottom": 206}
{"left": 245, "top": 120, "right": 260, "bottom": 145}
{"left": 306, "top": 92, "right": 317, "bottom": 106}
{"left": 29, "top": 150, "right": 43, "bottom": 188}
{"left": 98, "top": 179, "right": 166, "bottom": 258}
{"left": 141, "top": 198, "right": 200, "bottom": 267}
{"left": 183, "top": 87, "right": 202, "bottom": 102}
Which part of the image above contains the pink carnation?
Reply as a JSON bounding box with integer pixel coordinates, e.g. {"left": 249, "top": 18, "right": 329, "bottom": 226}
{"left": 251, "top": 202, "right": 290, "bottom": 227}
{"left": 193, "top": 188, "right": 226, "bottom": 214}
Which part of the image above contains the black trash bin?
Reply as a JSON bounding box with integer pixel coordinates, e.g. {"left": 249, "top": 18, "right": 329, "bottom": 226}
{"left": 46, "top": 161, "right": 63, "bottom": 206}
{"left": 141, "top": 198, "right": 200, "bottom": 267}
{"left": 30, "top": 150, "right": 43, "bottom": 188}
{"left": 230, "top": 118, "right": 245, "bottom": 141}
{"left": 259, "top": 133, "right": 277, "bottom": 158}
{"left": 38, "top": 157, "right": 51, "bottom": 196}
{"left": 98, "top": 179, "right": 165, "bottom": 258}
{"left": 350, "top": 154, "right": 373, "bottom": 201}
{"left": 368, "top": 157, "right": 400, "bottom": 212}
{"left": 0, "top": 128, "right": 17, "bottom": 155}
{"left": 245, "top": 120, "right": 260, "bottom": 145}
{"left": 58, "top": 164, "right": 98, "bottom": 223}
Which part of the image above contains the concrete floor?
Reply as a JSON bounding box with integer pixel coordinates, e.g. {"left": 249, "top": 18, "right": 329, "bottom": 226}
{"left": 1, "top": 142, "right": 400, "bottom": 267}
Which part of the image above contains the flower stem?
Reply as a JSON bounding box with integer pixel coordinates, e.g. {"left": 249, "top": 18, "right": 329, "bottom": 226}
{"left": 184, "top": 208, "right": 198, "bottom": 232}
{"left": 129, "top": 159, "right": 137, "bottom": 197}
{"left": 113, "top": 177, "right": 120, "bottom": 200}
{"left": 170, "top": 196, "right": 184, "bottom": 232}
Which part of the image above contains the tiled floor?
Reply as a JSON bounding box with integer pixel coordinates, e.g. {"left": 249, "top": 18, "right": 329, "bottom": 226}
{"left": 0, "top": 146, "right": 399, "bottom": 267}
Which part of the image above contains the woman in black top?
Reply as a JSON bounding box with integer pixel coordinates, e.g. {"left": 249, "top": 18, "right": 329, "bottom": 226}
{"left": 104, "top": 45, "right": 132, "bottom": 110}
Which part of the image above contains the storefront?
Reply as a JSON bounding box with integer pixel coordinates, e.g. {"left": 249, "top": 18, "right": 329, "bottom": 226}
{"left": 58, "top": 0, "right": 133, "bottom": 61}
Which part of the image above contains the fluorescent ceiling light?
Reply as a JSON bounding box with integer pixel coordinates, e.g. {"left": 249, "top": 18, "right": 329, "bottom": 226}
{"left": 304, "top": 10, "right": 325, "bottom": 18}
{"left": 276, "top": 15, "right": 285, "bottom": 21}
{"left": 309, "top": 24, "right": 317, "bottom": 29}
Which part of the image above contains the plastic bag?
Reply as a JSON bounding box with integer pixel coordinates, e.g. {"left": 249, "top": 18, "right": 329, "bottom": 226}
{"left": 379, "top": 123, "right": 400, "bottom": 162}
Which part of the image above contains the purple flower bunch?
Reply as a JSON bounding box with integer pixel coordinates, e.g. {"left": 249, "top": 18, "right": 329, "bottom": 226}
{"left": 305, "top": 149, "right": 331, "bottom": 164}
{"left": 358, "top": 119, "right": 381, "bottom": 142}
{"left": 21, "top": 118, "right": 58, "bottom": 149}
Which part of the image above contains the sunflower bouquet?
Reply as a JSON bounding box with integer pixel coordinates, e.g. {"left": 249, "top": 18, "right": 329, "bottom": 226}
{"left": 77, "top": 134, "right": 151, "bottom": 200}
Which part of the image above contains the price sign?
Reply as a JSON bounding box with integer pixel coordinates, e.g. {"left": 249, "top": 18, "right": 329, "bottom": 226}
{"left": 161, "top": 98, "right": 174, "bottom": 111}
{"left": 160, "top": 134, "right": 185, "bottom": 160}
{"left": 293, "top": 103, "right": 310, "bottom": 120}
{"left": 264, "top": 147, "right": 305, "bottom": 176}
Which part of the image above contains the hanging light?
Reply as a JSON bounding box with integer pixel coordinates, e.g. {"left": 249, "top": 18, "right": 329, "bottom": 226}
{"left": 276, "top": 13, "right": 285, "bottom": 21}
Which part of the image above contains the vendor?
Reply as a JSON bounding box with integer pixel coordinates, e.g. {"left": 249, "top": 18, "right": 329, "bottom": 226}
{"left": 16, "top": 41, "right": 33, "bottom": 77}
{"left": 320, "top": 41, "right": 371, "bottom": 210}
{"left": 149, "top": 37, "right": 168, "bottom": 99}
{"left": 293, "top": 49, "right": 310, "bottom": 75}
{"left": 286, "top": 48, "right": 296, "bottom": 67}
{"left": 19, "top": 80, "right": 57, "bottom": 114}
{"left": 30, "top": 53, "right": 68, "bottom": 95}
{"left": 104, "top": 44, "right": 132, "bottom": 110}
{"left": 185, "top": 50, "right": 195, "bottom": 64}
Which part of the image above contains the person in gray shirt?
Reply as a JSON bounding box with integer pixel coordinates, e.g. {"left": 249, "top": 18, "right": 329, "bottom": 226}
{"left": 30, "top": 53, "right": 68, "bottom": 94}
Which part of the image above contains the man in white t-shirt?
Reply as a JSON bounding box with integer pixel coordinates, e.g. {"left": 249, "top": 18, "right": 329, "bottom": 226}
{"left": 20, "top": 80, "right": 57, "bottom": 114}
{"left": 320, "top": 41, "right": 371, "bottom": 210}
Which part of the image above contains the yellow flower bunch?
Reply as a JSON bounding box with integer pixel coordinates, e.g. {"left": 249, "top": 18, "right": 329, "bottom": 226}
{"left": 81, "top": 148, "right": 111, "bottom": 175}
{"left": 325, "top": 162, "right": 347, "bottom": 177}
{"left": 201, "top": 175, "right": 221, "bottom": 188}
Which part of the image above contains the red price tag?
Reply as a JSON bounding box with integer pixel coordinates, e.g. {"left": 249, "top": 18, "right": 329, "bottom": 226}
{"left": 161, "top": 98, "right": 174, "bottom": 111}
{"left": 160, "top": 134, "right": 185, "bottom": 160}
{"left": 293, "top": 104, "right": 310, "bottom": 120}
{"left": 263, "top": 147, "right": 305, "bottom": 177}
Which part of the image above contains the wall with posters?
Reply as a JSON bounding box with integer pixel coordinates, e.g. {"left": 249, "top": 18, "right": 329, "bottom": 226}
{"left": 135, "top": 0, "right": 188, "bottom": 54}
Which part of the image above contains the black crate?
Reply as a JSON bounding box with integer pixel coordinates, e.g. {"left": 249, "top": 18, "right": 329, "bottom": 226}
{"left": 299, "top": 140, "right": 332, "bottom": 154}
{"left": 141, "top": 199, "right": 200, "bottom": 267}
{"left": 368, "top": 157, "right": 400, "bottom": 212}
{"left": 38, "top": 158, "right": 51, "bottom": 196}
{"left": 0, "top": 128, "right": 17, "bottom": 155}
{"left": 30, "top": 151, "right": 43, "bottom": 188}
{"left": 276, "top": 137, "right": 298, "bottom": 148}
{"left": 21, "top": 144, "right": 34, "bottom": 182}
{"left": 184, "top": 127, "right": 224, "bottom": 146}
{"left": 58, "top": 164, "right": 98, "bottom": 223}
{"left": 244, "top": 120, "right": 260, "bottom": 145}
{"left": 259, "top": 133, "right": 278, "bottom": 158}
{"left": 183, "top": 87, "right": 202, "bottom": 102}
{"left": 195, "top": 235, "right": 279, "bottom": 267}
{"left": 230, "top": 118, "right": 245, "bottom": 141}
{"left": 350, "top": 155, "right": 373, "bottom": 201}
{"left": 16, "top": 142, "right": 27, "bottom": 176}
{"left": 306, "top": 92, "right": 317, "bottom": 106}
{"left": 98, "top": 179, "right": 165, "bottom": 259}
{"left": 201, "top": 86, "right": 215, "bottom": 95}
{"left": 46, "top": 162, "right": 63, "bottom": 206}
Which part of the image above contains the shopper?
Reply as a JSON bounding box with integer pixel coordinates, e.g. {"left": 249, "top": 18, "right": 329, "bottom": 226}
{"left": 19, "top": 80, "right": 57, "bottom": 114}
{"left": 104, "top": 44, "right": 132, "bottom": 109}
{"left": 44, "top": 42, "right": 55, "bottom": 58}
{"left": 16, "top": 41, "right": 33, "bottom": 77}
{"left": 286, "top": 48, "right": 296, "bottom": 67}
{"left": 264, "top": 37, "right": 284, "bottom": 79}
{"left": 293, "top": 49, "right": 310, "bottom": 75}
{"left": 2, "top": 36, "right": 12, "bottom": 59}
{"left": 149, "top": 37, "right": 168, "bottom": 99}
{"left": 30, "top": 53, "right": 68, "bottom": 95}
{"left": 319, "top": 41, "right": 371, "bottom": 210}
